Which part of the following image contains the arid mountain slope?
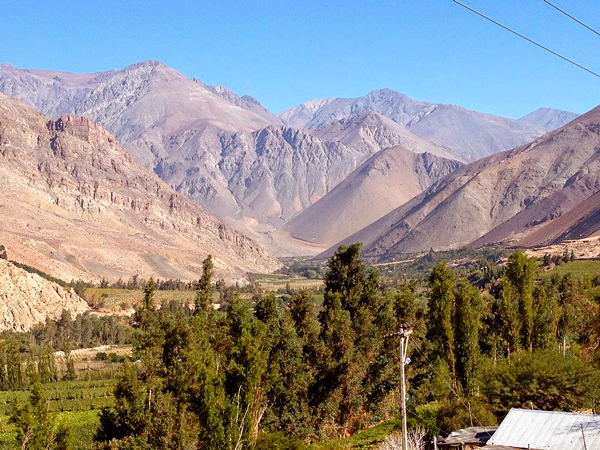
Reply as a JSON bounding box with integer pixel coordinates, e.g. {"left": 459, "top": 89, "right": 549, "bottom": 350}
{"left": 159, "top": 112, "right": 460, "bottom": 226}
{"left": 519, "top": 107, "right": 579, "bottom": 131}
{"left": 324, "top": 105, "right": 600, "bottom": 260}
{"left": 0, "top": 94, "right": 279, "bottom": 282}
{"left": 279, "top": 89, "right": 546, "bottom": 161}
{"left": 283, "top": 146, "right": 462, "bottom": 247}
{"left": 515, "top": 190, "right": 600, "bottom": 247}
{"left": 0, "top": 258, "right": 89, "bottom": 331}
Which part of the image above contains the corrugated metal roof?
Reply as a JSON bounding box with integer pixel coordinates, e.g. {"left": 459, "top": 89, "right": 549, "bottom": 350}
{"left": 488, "top": 408, "right": 600, "bottom": 450}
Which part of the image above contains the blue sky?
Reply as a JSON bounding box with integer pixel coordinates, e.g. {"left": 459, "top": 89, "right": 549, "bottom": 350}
{"left": 1, "top": 0, "right": 599, "bottom": 118}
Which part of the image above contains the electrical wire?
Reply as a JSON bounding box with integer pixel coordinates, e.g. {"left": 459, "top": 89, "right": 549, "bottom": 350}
{"left": 542, "top": 0, "right": 600, "bottom": 38}
{"left": 452, "top": 0, "right": 600, "bottom": 79}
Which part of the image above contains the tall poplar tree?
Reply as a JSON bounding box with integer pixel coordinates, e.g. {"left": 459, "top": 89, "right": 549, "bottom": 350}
{"left": 427, "top": 262, "right": 457, "bottom": 388}
{"left": 454, "top": 279, "right": 481, "bottom": 393}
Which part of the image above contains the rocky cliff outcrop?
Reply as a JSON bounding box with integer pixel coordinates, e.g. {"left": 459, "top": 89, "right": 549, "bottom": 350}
{"left": 0, "top": 258, "right": 89, "bottom": 331}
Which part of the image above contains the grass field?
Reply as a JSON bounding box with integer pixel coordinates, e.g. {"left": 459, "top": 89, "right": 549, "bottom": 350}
{"left": 0, "top": 409, "right": 100, "bottom": 449}
{"left": 0, "top": 380, "right": 116, "bottom": 416}
{"left": 0, "top": 380, "right": 116, "bottom": 449}
{"left": 539, "top": 260, "right": 600, "bottom": 279}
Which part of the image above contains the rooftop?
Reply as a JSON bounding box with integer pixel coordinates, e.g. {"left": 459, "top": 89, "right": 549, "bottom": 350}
{"left": 487, "top": 408, "right": 600, "bottom": 450}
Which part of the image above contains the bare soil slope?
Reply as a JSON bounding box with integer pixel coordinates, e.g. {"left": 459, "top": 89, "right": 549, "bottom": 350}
{"left": 283, "top": 146, "right": 462, "bottom": 247}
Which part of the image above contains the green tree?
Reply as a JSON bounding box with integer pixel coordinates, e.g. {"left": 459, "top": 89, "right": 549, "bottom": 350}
{"left": 454, "top": 279, "right": 481, "bottom": 393}
{"left": 10, "top": 378, "right": 69, "bottom": 450}
{"left": 323, "top": 243, "right": 379, "bottom": 319}
{"left": 504, "top": 249, "right": 536, "bottom": 351}
{"left": 478, "top": 350, "right": 600, "bottom": 417}
{"left": 195, "top": 255, "right": 214, "bottom": 316}
{"left": 427, "top": 263, "right": 457, "bottom": 388}
{"left": 497, "top": 281, "right": 520, "bottom": 354}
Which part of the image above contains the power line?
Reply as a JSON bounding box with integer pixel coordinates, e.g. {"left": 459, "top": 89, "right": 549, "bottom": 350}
{"left": 542, "top": 0, "right": 600, "bottom": 38}
{"left": 452, "top": 0, "right": 600, "bottom": 79}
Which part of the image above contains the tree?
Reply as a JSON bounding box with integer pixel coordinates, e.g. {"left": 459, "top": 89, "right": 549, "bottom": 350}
{"left": 504, "top": 249, "right": 536, "bottom": 351}
{"left": 63, "top": 343, "right": 77, "bottom": 381}
{"left": 454, "top": 279, "right": 482, "bottom": 393}
{"left": 427, "top": 263, "right": 457, "bottom": 388}
{"left": 195, "top": 255, "right": 214, "bottom": 315}
{"left": 478, "top": 350, "right": 600, "bottom": 418}
{"left": 96, "top": 364, "right": 150, "bottom": 444}
{"left": 323, "top": 243, "right": 379, "bottom": 319}
{"left": 10, "top": 378, "right": 69, "bottom": 450}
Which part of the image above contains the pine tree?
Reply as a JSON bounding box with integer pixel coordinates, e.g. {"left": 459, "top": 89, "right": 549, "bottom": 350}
{"left": 323, "top": 243, "right": 378, "bottom": 318}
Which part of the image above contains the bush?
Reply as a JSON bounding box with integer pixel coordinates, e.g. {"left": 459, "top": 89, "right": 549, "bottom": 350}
{"left": 255, "top": 432, "right": 305, "bottom": 450}
{"left": 478, "top": 350, "right": 600, "bottom": 417}
{"left": 436, "top": 398, "right": 497, "bottom": 433}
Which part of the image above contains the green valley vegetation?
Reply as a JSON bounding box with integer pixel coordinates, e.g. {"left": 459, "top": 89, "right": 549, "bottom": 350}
{"left": 1, "top": 247, "right": 600, "bottom": 449}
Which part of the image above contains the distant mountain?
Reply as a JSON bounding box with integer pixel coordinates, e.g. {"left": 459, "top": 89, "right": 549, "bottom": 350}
{"left": 519, "top": 107, "right": 579, "bottom": 131}
{"left": 283, "top": 145, "right": 462, "bottom": 248}
{"left": 155, "top": 114, "right": 457, "bottom": 234}
{"left": 279, "top": 88, "right": 547, "bottom": 161}
{"left": 322, "top": 104, "right": 600, "bottom": 260}
{"left": 0, "top": 62, "right": 116, "bottom": 118}
{"left": 0, "top": 93, "right": 280, "bottom": 282}
{"left": 312, "top": 112, "right": 460, "bottom": 161}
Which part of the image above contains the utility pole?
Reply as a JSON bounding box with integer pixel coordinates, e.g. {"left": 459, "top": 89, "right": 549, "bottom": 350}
{"left": 386, "top": 323, "right": 413, "bottom": 450}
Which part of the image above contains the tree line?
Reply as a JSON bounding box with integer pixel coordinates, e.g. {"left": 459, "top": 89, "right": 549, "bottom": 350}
{"left": 6, "top": 246, "right": 600, "bottom": 449}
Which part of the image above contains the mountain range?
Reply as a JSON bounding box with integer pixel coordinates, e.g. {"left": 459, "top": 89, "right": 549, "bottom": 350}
{"left": 322, "top": 106, "right": 600, "bottom": 260}
{"left": 0, "top": 61, "right": 583, "bottom": 259}
{"left": 278, "top": 89, "right": 577, "bottom": 162}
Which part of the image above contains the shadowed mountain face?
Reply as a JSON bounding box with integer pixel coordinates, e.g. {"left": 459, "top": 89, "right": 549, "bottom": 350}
{"left": 279, "top": 88, "right": 548, "bottom": 161}
{"left": 0, "top": 93, "right": 280, "bottom": 282}
{"left": 321, "top": 105, "right": 600, "bottom": 260}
